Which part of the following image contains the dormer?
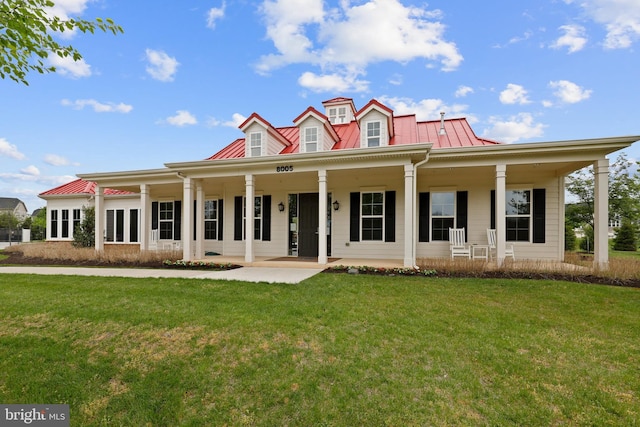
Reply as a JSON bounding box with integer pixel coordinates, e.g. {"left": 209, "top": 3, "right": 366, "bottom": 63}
{"left": 322, "top": 97, "right": 357, "bottom": 125}
{"left": 239, "top": 113, "right": 291, "bottom": 157}
{"left": 293, "top": 107, "right": 340, "bottom": 153}
{"left": 355, "top": 99, "right": 394, "bottom": 148}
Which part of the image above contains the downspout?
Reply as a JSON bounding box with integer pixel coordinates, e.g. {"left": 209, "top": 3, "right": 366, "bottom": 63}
{"left": 412, "top": 150, "right": 431, "bottom": 267}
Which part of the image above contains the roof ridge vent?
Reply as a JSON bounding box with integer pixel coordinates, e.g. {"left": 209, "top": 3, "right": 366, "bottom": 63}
{"left": 439, "top": 111, "right": 446, "bottom": 136}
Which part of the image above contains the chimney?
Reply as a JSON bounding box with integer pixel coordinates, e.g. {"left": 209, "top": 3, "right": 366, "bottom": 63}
{"left": 439, "top": 111, "right": 446, "bottom": 136}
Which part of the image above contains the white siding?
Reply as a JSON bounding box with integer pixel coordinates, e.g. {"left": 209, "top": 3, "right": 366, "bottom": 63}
{"left": 358, "top": 110, "right": 389, "bottom": 148}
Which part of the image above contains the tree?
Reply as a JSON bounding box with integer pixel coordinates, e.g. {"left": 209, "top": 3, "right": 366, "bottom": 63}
{"left": 613, "top": 221, "right": 638, "bottom": 251}
{"left": 30, "top": 207, "right": 46, "bottom": 240}
{"left": 566, "top": 153, "right": 640, "bottom": 230}
{"left": 0, "top": 211, "right": 20, "bottom": 244}
{"left": 0, "top": 0, "right": 123, "bottom": 85}
{"left": 565, "top": 220, "right": 577, "bottom": 251}
{"left": 72, "top": 206, "right": 94, "bottom": 248}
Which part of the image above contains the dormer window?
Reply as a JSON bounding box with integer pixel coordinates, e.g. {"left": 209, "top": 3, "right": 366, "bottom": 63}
{"left": 250, "top": 132, "right": 262, "bottom": 157}
{"left": 328, "top": 107, "right": 347, "bottom": 124}
{"left": 303, "top": 127, "right": 318, "bottom": 152}
{"left": 366, "top": 121, "right": 381, "bottom": 147}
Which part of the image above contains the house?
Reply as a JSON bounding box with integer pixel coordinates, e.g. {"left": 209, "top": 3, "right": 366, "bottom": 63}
{"left": 39, "top": 97, "right": 638, "bottom": 267}
{"left": 0, "top": 197, "right": 29, "bottom": 220}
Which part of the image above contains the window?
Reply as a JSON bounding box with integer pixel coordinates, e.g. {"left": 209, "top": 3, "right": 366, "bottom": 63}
{"left": 243, "top": 196, "right": 262, "bottom": 240}
{"left": 366, "top": 121, "right": 381, "bottom": 147}
{"left": 129, "top": 209, "right": 139, "bottom": 243}
{"left": 204, "top": 200, "right": 218, "bottom": 240}
{"left": 431, "top": 192, "right": 455, "bottom": 241}
{"left": 328, "top": 107, "right": 347, "bottom": 124}
{"left": 303, "top": 127, "right": 318, "bottom": 152}
{"left": 159, "top": 201, "right": 174, "bottom": 240}
{"left": 506, "top": 190, "right": 530, "bottom": 242}
{"left": 50, "top": 210, "right": 58, "bottom": 238}
{"left": 106, "top": 209, "right": 125, "bottom": 242}
{"left": 361, "top": 192, "right": 384, "bottom": 241}
{"left": 250, "top": 132, "right": 262, "bottom": 157}
{"left": 72, "top": 209, "right": 81, "bottom": 237}
{"left": 61, "top": 209, "right": 69, "bottom": 238}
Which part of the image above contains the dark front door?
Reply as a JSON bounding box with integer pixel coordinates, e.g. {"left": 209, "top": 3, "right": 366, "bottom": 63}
{"left": 298, "top": 193, "right": 319, "bottom": 257}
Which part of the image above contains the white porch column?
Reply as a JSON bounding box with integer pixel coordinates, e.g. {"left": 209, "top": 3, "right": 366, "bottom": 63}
{"left": 195, "top": 182, "right": 205, "bottom": 259}
{"left": 94, "top": 185, "right": 104, "bottom": 252}
{"left": 318, "top": 169, "right": 328, "bottom": 265}
{"left": 182, "top": 177, "right": 194, "bottom": 261}
{"left": 140, "top": 184, "right": 150, "bottom": 251}
{"left": 404, "top": 164, "right": 415, "bottom": 267}
{"left": 495, "top": 164, "right": 507, "bottom": 266}
{"left": 594, "top": 158, "right": 609, "bottom": 269}
{"left": 245, "top": 174, "right": 255, "bottom": 263}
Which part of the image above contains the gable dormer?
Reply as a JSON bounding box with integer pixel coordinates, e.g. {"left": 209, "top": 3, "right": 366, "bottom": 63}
{"left": 293, "top": 107, "right": 340, "bottom": 153}
{"left": 355, "top": 99, "right": 394, "bottom": 148}
{"left": 239, "top": 113, "right": 291, "bottom": 157}
{"left": 322, "top": 97, "right": 356, "bottom": 125}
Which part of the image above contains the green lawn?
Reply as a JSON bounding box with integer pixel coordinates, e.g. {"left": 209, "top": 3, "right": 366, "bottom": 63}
{"left": 0, "top": 273, "right": 638, "bottom": 426}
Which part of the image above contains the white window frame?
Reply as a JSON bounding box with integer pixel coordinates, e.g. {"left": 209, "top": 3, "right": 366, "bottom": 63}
{"left": 106, "top": 209, "right": 125, "bottom": 242}
{"left": 72, "top": 209, "right": 81, "bottom": 238}
{"left": 204, "top": 200, "right": 218, "bottom": 240}
{"left": 159, "top": 201, "right": 174, "bottom": 240}
{"left": 50, "top": 209, "right": 58, "bottom": 238}
{"left": 243, "top": 196, "right": 263, "bottom": 241}
{"left": 361, "top": 191, "right": 384, "bottom": 241}
{"left": 505, "top": 189, "right": 531, "bottom": 242}
{"left": 61, "top": 209, "right": 70, "bottom": 238}
{"left": 303, "top": 126, "right": 318, "bottom": 153}
{"left": 366, "top": 121, "right": 381, "bottom": 147}
{"left": 431, "top": 192, "right": 455, "bottom": 241}
{"left": 250, "top": 132, "right": 262, "bottom": 157}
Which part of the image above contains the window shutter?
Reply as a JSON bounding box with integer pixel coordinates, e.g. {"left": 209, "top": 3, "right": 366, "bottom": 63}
{"left": 490, "top": 190, "right": 496, "bottom": 230}
{"left": 234, "top": 196, "right": 242, "bottom": 241}
{"left": 456, "top": 191, "right": 468, "bottom": 241}
{"left": 262, "top": 195, "right": 271, "bottom": 241}
{"left": 385, "top": 191, "right": 396, "bottom": 242}
{"left": 152, "top": 202, "right": 158, "bottom": 230}
{"left": 173, "top": 201, "right": 182, "bottom": 241}
{"left": 533, "top": 188, "right": 546, "bottom": 243}
{"left": 418, "top": 192, "right": 430, "bottom": 242}
{"left": 218, "top": 199, "right": 224, "bottom": 241}
{"left": 193, "top": 200, "right": 197, "bottom": 241}
{"left": 350, "top": 192, "right": 360, "bottom": 242}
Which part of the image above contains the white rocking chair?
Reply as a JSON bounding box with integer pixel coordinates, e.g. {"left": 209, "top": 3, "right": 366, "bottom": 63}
{"left": 449, "top": 227, "right": 471, "bottom": 259}
{"left": 486, "top": 229, "right": 515, "bottom": 260}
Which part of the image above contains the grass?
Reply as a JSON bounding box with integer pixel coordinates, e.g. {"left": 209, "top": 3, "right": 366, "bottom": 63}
{"left": 0, "top": 273, "right": 638, "bottom": 426}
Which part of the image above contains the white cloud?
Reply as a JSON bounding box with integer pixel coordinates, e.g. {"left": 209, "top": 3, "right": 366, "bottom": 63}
{"left": 568, "top": 0, "right": 640, "bottom": 49}
{"left": 257, "top": 0, "right": 462, "bottom": 92}
{"left": 482, "top": 113, "right": 546, "bottom": 143}
{"left": 20, "top": 165, "right": 40, "bottom": 176}
{"left": 549, "top": 80, "right": 592, "bottom": 103}
{"left": 499, "top": 83, "right": 531, "bottom": 105}
{"left": 61, "top": 99, "right": 133, "bottom": 113}
{"left": 207, "top": 2, "right": 226, "bottom": 29}
{"left": 44, "top": 154, "right": 72, "bottom": 166}
{"left": 0, "top": 171, "right": 75, "bottom": 186}
{"left": 145, "top": 49, "right": 180, "bottom": 82}
{"left": 379, "top": 96, "right": 470, "bottom": 121}
{"left": 0, "top": 138, "right": 26, "bottom": 160}
{"left": 207, "top": 113, "right": 247, "bottom": 128}
{"left": 163, "top": 110, "right": 197, "bottom": 127}
{"left": 45, "top": 0, "right": 90, "bottom": 39}
{"left": 48, "top": 54, "right": 92, "bottom": 78}
{"left": 551, "top": 24, "right": 588, "bottom": 53}
{"left": 298, "top": 71, "right": 369, "bottom": 93}
{"left": 455, "top": 85, "right": 474, "bottom": 98}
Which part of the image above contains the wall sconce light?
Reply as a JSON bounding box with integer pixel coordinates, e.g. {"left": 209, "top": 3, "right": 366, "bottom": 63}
{"left": 333, "top": 200, "right": 340, "bottom": 211}
{"left": 278, "top": 201, "right": 285, "bottom": 212}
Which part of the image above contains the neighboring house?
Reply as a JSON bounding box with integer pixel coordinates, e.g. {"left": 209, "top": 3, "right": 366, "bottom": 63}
{"left": 0, "top": 197, "right": 28, "bottom": 220}
{"left": 39, "top": 97, "right": 638, "bottom": 267}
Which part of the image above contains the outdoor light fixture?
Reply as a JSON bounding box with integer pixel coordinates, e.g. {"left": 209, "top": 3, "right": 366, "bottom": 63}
{"left": 333, "top": 200, "right": 340, "bottom": 211}
{"left": 278, "top": 201, "right": 285, "bottom": 212}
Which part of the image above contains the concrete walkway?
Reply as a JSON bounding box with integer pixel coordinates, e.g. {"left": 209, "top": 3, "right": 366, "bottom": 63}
{"left": 0, "top": 266, "right": 324, "bottom": 284}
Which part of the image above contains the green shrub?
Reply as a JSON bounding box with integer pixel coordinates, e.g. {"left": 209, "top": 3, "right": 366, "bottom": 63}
{"left": 565, "top": 221, "right": 577, "bottom": 251}
{"left": 613, "top": 221, "right": 638, "bottom": 251}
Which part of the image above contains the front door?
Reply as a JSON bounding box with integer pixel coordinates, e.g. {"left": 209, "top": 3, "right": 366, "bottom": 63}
{"left": 298, "top": 193, "right": 319, "bottom": 257}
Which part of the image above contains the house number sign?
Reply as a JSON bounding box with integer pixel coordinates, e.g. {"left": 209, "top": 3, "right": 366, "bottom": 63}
{"left": 276, "top": 165, "right": 294, "bottom": 172}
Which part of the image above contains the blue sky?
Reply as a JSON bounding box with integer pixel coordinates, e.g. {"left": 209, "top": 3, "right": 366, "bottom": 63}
{"left": 1, "top": 0, "right": 639, "bottom": 212}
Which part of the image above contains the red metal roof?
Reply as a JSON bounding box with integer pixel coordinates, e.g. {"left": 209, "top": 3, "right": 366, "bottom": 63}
{"left": 206, "top": 98, "right": 501, "bottom": 160}
{"left": 39, "top": 178, "right": 135, "bottom": 197}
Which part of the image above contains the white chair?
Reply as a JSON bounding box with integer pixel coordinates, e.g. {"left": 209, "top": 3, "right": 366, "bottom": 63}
{"left": 486, "top": 229, "right": 515, "bottom": 260}
{"left": 149, "top": 229, "right": 159, "bottom": 250}
{"left": 449, "top": 227, "right": 471, "bottom": 259}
